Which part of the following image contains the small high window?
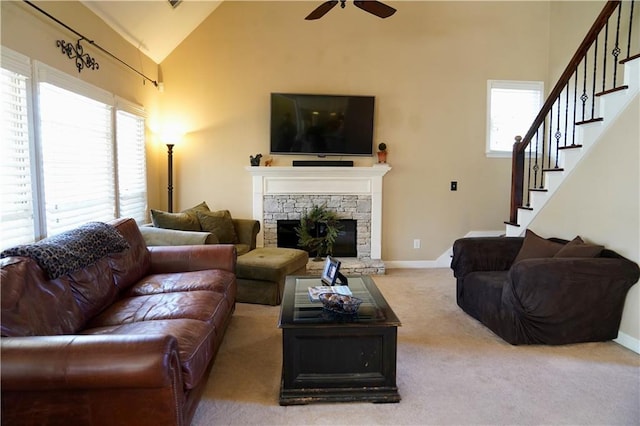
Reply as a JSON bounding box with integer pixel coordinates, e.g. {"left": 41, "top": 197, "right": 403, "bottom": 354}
{"left": 486, "top": 80, "right": 544, "bottom": 157}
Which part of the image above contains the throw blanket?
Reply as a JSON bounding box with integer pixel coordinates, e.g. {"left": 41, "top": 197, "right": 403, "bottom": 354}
{"left": 1, "top": 222, "right": 129, "bottom": 279}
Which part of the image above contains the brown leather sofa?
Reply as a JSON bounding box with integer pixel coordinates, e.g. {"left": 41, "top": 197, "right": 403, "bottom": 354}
{"left": 1, "top": 217, "right": 237, "bottom": 426}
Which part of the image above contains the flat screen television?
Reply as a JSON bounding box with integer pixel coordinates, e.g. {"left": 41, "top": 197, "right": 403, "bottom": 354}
{"left": 270, "top": 93, "right": 375, "bottom": 156}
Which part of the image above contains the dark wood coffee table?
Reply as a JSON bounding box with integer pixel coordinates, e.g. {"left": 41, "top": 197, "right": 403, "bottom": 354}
{"left": 278, "top": 275, "right": 401, "bottom": 405}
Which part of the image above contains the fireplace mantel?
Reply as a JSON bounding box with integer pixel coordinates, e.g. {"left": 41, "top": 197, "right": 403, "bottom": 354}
{"left": 246, "top": 165, "right": 391, "bottom": 259}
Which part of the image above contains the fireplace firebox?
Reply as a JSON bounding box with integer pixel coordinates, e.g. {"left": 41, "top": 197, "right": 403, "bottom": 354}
{"left": 277, "top": 219, "right": 357, "bottom": 258}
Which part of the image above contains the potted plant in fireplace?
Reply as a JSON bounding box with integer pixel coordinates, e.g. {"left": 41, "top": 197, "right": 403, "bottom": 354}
{"left": 295, "top": 204, "right": 342, "bottom": 261}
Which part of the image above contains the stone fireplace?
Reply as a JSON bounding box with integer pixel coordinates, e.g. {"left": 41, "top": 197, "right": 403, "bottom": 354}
{"left": 246, "top": 165, "right": 391, "bottom": 274}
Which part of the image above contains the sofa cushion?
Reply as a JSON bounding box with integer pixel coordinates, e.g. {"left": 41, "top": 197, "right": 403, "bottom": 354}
{"left": 88, "top": 291, "right": 229, "bottom": 328}
{"left": 126, "top": 270, "right": 236, "bottom": 297}
{"left": 109, "top": 218, "right": 151, "bottom": 291}
{"left": 0, "top": 257, "right": 85, "bottom": 336}
{"left": 196, "top": 210, "right": 239, "bottom": 244}
{"left": 513, "top": 229, "right": 565, "bottom": 264}
{"left": 554, "top": 236, "right": 604, "bottom": 258}
{"left": 57, "top": 257, "right": 118, "bottom": 322}
{"left": 139, "top": 226, "right": 212, "bottom": 246}
{"left": 82, "top": 318, "right": 217, "bottom": 390}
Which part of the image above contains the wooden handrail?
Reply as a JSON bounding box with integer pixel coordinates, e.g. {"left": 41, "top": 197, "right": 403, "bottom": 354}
{"left": 516, "top": 1, "right": 621, "bottom": 153}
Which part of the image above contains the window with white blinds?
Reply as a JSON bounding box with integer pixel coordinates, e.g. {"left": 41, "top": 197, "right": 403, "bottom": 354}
{"left": 116, "top": 107, "right": 148, "bottom": 223}
{"left": 0, "top": 65, "right": 36, "bottom": 248}
{"left": 39, "top": 83, "right": 116, "bottom": 235}
{"left": 0, "top": 47, "right": 148, "bottom": 250}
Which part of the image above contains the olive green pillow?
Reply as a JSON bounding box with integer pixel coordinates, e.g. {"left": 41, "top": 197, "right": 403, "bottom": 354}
{"left": 183, "top": 201, "right": 210, "bottom": 214}
{"left": 150, "top": 201, "right": 211, "bottom": 231}
{"left": 196, "top": 210, "right": 238, "bottom": 244}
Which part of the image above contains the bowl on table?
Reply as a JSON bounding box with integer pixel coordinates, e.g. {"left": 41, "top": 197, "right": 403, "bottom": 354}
{"left": 318, "top": 293, "right": 363, "bottom": 315}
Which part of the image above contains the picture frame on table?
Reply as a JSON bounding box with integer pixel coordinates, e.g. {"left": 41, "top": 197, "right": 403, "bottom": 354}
{"left": 321, "top": 256, "right": 341, "bottom": 286}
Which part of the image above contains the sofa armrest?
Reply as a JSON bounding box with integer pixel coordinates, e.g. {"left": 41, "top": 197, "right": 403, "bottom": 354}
{"left": 233, "top": 219, "right": 260, "bottom": 250}
{"left": 451, "top": 237, "right": 523, "bottom": 278}
{"left": 1, "top": 334, "right": 182, "bottom": 391}
{"left": 139, "top": 225, "right": 214, "bottom": 246}
{"left": 148, "top": 244, "right": 236, "bottom": 274}
{"left": 505, "top": 257, "right": 639, "bottom": 343}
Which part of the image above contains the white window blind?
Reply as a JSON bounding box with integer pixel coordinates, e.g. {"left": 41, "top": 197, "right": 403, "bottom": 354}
{"left": 487, "top": 80, "right": 543, "bottom": 157}
{"left": 116, "top": 108, "right": 147, "bottom": 223}
{"left": 39, "top": 82, "right": 116, "bottom": 235}
{"left": 1, "top": 51, "right": 148, "bottom": 247}
{"left": 0, "top": 66, "right": 35, "bottom": 250}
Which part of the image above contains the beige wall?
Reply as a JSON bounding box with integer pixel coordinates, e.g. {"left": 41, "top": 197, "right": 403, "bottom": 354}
{"left": 159, "top": 1, "right": 551, "bottom": 261}
{"left": 0, "top": 0, "right": 163, "bottom": 213}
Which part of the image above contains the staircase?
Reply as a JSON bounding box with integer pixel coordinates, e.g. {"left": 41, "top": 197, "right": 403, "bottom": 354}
{"left": 506, "top": 56, "right": 639, "bottom": 236}
{"left": 506, "top": 0, "right": 638, "bottom": 236}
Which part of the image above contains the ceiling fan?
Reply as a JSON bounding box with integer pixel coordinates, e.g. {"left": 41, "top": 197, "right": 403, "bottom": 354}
{"left": 305, "top": 0, "right": 397, "bottom": 20}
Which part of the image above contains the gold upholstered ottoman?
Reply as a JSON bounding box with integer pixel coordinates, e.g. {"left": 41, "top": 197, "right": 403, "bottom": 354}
{"left": 236, "top": 247, "right": 309, "bottom": 305}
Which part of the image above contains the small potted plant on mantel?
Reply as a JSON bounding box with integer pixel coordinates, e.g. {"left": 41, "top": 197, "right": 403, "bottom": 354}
{"left": 377, "top": 142, "right": 388, "bottom": 164}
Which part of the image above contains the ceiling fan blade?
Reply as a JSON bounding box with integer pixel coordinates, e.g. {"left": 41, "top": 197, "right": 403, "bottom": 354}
{"left": 305, "top": 1, "right": 339, "bottom": 20}
{"left": 353, "top": 1, "right": 396, "bottom": 18}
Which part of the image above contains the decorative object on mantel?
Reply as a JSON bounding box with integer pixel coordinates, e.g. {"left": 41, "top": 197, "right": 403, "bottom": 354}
{"left": 377, "top": 142, "right": 388, "bottom": 164}
{"left": 250, "top": 153, "right": 263, "bottom": 166}
{"left": 295, "top": 204, "right": 342, "bottom": 261}
{"left": 264, "top": 158, "right": 273, "bottom": 167}
{"left": 56, "top": 39, "right": 99, "bottom": 73}
{"left": 24, "top": 0, "right": 158, "bottom": 87}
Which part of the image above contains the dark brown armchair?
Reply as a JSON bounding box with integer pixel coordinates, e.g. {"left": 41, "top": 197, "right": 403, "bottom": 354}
{"left": 450, "top": 233, "right": 639, "bottom": 345}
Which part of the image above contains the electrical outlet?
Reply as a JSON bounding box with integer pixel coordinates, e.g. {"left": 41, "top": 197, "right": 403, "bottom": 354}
{"left": 413, "top": 239, "right": 421, "bottom": 249}
{"left": 450, "top": 181, "right": 458, "bottom": 191}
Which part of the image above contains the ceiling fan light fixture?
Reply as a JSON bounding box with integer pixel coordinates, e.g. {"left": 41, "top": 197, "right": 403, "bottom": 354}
{"left": 305, "top": 0, "right": 396, "bottom": 20}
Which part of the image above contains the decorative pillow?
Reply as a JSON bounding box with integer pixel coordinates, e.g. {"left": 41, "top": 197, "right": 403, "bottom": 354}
{"left": 196, "top": 210, "right": 238, "bottom": 244}
{"left": 513, "top": 229, "right": 565, "bottom": 264}
{"left": 554, "top": 236, "right": 604, "bottom": 258}
{"left": 150, "top": 210, "right": 201, "bottom": 231}
{"left": 183, "top": 201, "right": 210, "bottom": 214}
{"left": 150, "top": 202, "right": 211, "bottom": 231}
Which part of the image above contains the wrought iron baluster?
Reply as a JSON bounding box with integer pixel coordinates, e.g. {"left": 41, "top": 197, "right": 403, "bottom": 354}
{"left": 613, "top": 3, "right": 622, "bottom": 86}
{"left": 572, "top": 71, "right": 578, "bottom": 146}
{"left": 628, "top": 0, "right": 636, "bottom": 58}
{"left": 581, "top": 58, "right": 589, "bottom": 121}
{"left": 564, "top": 83, "right": 569, "bottom": 149}
{"left": 603, "top": 20, "right": 609, "bottom": 92}
{"left": 533, "top": 126, "right": 541, "bottom": 193}
{"left": 591, "top": 39, "right": 598, "bottom": 119}
{"left": 555, "top": 91, "right": 563, "bottom": 168}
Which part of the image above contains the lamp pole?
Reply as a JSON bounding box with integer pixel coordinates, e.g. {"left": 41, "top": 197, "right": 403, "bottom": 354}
{"left": 167, "top": 143, "right": 174, "bottom": 212}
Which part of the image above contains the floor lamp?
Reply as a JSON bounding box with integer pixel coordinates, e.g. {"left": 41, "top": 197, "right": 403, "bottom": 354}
{"left": 167, "top": 143, "right": 174, "bottom": 212}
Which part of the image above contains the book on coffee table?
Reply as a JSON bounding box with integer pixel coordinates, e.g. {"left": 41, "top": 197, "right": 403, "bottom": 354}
{"left": 308, "top": 285, "right": 352, "bottom": 302}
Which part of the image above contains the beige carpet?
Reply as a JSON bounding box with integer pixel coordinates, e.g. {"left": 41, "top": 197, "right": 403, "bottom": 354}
{"left": 192, "top": 268, "right": 640, "bottom": 425}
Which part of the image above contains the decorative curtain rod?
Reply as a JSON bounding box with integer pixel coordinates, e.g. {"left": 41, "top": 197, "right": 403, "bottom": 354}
{"left": 23, "top": 0, "right": 159, "bottom": 88}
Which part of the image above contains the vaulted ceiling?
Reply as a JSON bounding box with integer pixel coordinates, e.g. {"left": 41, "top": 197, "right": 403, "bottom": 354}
{"left": 80, "top": 0, "right": 222, "bottom": 64}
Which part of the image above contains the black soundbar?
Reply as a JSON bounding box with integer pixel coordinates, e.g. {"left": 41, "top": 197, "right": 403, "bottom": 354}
{"left": 292, "top": 160, "right": 354, "bottom": 167}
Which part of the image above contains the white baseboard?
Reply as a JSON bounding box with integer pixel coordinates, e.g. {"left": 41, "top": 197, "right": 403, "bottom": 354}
{"left": 614, "top": 331, "right": 640, "bottom": 354}
{"left": 385, "top": 230, "right": 505, "bottom": 270}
